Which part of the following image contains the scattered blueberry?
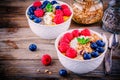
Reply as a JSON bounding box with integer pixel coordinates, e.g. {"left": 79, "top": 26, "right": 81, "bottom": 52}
{"left": 55, "top": 6, "right": 61, "bottom": 9}
{"left": 29, "top": 44, "right": 37, "bottom": 51}
{"left": 96, "top": 47, "right": 105, "bottom": 53}
{"left": 90, "top": 42, "right": 98, "bottom": 50}
{"left": 83, "top": 52, "right": 92, "bottom": 60}
{"left": 91, "top": 51, "right": 99, "bottom": 57}
{"left": 51, "top": 0, "right": 58, "bottom": 5}
{"left": 59, "top": 69, "right": 67, "bottom": 76}
{"left": 34, "top": 18, "right": 42, "bottom": 23}
{"left": 96, "top": 40, "right": 105, "bottom": 47}
{"left": 29, "top": 15, "right": 36, "bottom": 20}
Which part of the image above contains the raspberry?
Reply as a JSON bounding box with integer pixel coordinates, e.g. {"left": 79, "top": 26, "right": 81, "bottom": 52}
{"left": 66, "top": 47, "right": 77, "bottom": 58}
{"left": 55, "top": 9, "right": 63, "bottom": 16}
{"left": 53, "top": 14, "right": 64, "bottom": 24}
{"left": 80, "top": 29, "right": 91, "bottom": 36}
{"left": 61, "top": 4, "right": 69, "bottom": 9}
{"left": 59, "top": 36, "right": 70, "bottom": 44}
{"left": 63, "top": 33, "right": 73, "bottom": 41}
{"left": 63, "top": 8, "right": 71, "bottom": 16}
{"left": 72, "top": 30, "right": 79, "bottom": 37}
{"left": 33, "top": 1, "right": 42, "bottom": 7}
{"left": 41, "top": 54, "right": 52, "bottom": 66}
{"left": 34, "top": 9, "right": 44, "bottom": 17}
{"left": 59, "top": 42, "right": 70, "bottom": 53}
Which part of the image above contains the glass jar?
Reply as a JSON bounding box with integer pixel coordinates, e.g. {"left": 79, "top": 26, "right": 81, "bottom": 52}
{"left": 72, "top": 0, "right": 103, "bottom": 24}
{"left": 102, "top": 0, "right": 120, "bottom": 34}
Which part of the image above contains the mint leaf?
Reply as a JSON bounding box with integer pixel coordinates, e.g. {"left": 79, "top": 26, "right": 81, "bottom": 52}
{"left": 77, "top": 37, "right": 90, "bottom": 45}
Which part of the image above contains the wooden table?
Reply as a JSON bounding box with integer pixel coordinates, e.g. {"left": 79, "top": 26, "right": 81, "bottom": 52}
{"left": 0, "top": 0, "right": 120, "bottom": 80}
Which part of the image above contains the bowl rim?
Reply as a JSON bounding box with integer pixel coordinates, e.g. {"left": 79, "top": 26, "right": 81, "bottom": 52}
{"left": 25, "top": 0, "right": 73, "bottom": 27}
{"left": 55, "top": 28, "right": 108, "bottom": 62}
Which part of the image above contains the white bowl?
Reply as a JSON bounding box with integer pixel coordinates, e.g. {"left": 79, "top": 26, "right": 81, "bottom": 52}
{"left": 26, "top": 0, "right": 73, "bottom": 39}
{"left": 55, "top": 29, "right": 108, "bottom": 74}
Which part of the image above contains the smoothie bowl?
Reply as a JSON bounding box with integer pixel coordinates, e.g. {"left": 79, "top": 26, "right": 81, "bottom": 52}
{"left": 55, "top": 28, "right": 108, "bottom": 74}
{"left": 26, "top": 0, "right": 73, "bottom": 39}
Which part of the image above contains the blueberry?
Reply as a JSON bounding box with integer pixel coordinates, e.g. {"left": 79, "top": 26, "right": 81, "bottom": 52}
{"left": 29, "top": 6, "right": 36, "bottom": 11}
{"left": 83, "top": 52, "right": 92, "bottom": 60}
{"left": 29, "top": 15, "right": 36, "bottom": 20}
{"left": 56, "top": 6, "right": 61, "bottom": 9}
{"left": 96, "top": 40, "right": 105, "bottom": 47}
{"left": 96, "top": 47, "right": 105, "bottom": 53}
{"left": 29, "top": 44, "right": 37, "bottom": 51}
{"left": 59, "top": 69, "right": 67, "bottom": 76}
{"left": 90, "top": 42, "right": 98, "bottom": 50}
{"left": 34, "top": 18, "right": 42, "bottom": 23}
{"left": 40, "top": 0, "right": 50, "bottom": 9}
{"left": 28, "top": 8, "right": 34, "bottom": 14}
{"left": 27, "top": 11, "right": 31, "bottom": 15}
{"left": 91, "top": 51, "right": 99, "bottom": 57}
{"left": 51, "top": 0, "right": 58, "bottom": 5}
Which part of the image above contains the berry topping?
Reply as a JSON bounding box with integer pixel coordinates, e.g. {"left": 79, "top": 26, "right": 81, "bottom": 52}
{"left": 51, "top": 0, "right": 58, "bottom": 5}
{"left": 60, "top": 36, "right": 70, "bottom": 44}
{"left": 34, "top": 9, "right": 44, "bottom": 17}
{"left": 81, "top": 29, "right": 91, "bottom": 36}
{"left": 61, "top": 4, "right": 69, "bottom": 9}
{"left": 59, "top": 69, "right": 68, "bottom": 76}
{"left": 56, "top": 6, "right": 61, "bottom": 9}
{"left": 63, "top": 33, "right": 73, "bottom": 41}
{"left": 33, "top": 1, "right": 42, "bottom": 7}
{"left": 91, "top": 51, "right": 99, "bottom": 57}
{"left": 53, "top": 14, "right": 64, "bottom": 24}
{"left": 28, "top": 8, "right": 34, "bottom": 15}
{"left": 83, "top": 52, "right": 92, "bottom": 60}
{"left": 90, "top": 42, "right": 98, "bottom": 49}
{"left": 66, "top": 47, "right": 77, "bottom": 58}
{"left": 55, "top": 9, "right": 63, "bottom": 16}
{"left": 96, "top": 40, "right": 105, "bottom": 47}
{"left": 29, "top": 15, "right": 36, "bottom": 20}
{"left": 41, "top": 54, "right": 52, "bottom": 66}
{"left": 63, "top": 8, "right": 72, "bottom": 16}
{"left": 59, "top": 42, "right": 70, "bottom": 53}
{"left": 72, "top": 29, "right": 79, "bottom": 37}
{"left": 34, "top": 18, "right": 42, "bottom": 23}
{"left": 96, "top": 47, "right": 105, "bottom": 53}
{"left": 29, "top": 44, "right": 37, "bottom": 51}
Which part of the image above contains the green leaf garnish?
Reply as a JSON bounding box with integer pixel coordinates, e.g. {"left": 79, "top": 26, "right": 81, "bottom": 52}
{"left": 77, "top": 37, "right": 90, "bottom": 45}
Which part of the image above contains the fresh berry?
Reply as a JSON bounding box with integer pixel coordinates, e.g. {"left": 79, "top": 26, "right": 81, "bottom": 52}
{"left": 28, "top": 8, "right": 34, "bottom": 15}
{"left": 51, "top": 0, "right": 58, "bottom": 5}
{"left": 96, "top": 40, "right": 105, "bottom": 47}
{"left": 56, "top": 6, "right": 61, "bottom": 9}
{"left": 91, "top": 51, "right": 99, "bottom": 57}
{"left": 80, "top": 29, "right": 91, "bottom": 36}
{"left": 63, "top": 8, "right": 72, "bottom": 16}
{"left": 63, "top": 33, "right": 73, "bottom": 41}
{"left": 40, "top": 1, "right": 50, "bottom": 9}
{"left": 59, "top": 42, "right": 70, "bottom": 53}
{"left": 61, "top": 4, "right": 69, "bottom": 9}
{"left": 83, "top": 52, "right": 92, "bottom": 60}
{"left": 59, "top": 69, "right": 68, "bottom": 76}
{"left": 53, "top": 14, "right": 64, "bottom": 24}
{"left": 33, "top": 1, "right": 42, "bottom": 7}
{"left": 66, "top": 47, "right": 77, "bottom": 58}
{"left": 41, "top": 54, "right": 52, "bottom": 66}
{"left": 55, "top": 9, "right": 63, "bottom": 16}
{"left": 29, "top": 15, "right": 36, "bottom": 20}
{"left": 90, "top": 42, "right": 98, "bottom": 50}
{"left": 34, "top": 18, "right": 42, "bottom": 23}
{"left": 34, "top": 9, "right": 44, "bottom": 17}
{"left": 29, "top": 6, "right": 36, "bottom": 11}
{"left": 29, "top": 44, "right": 37, "bottom": 51}
{"left": 72, "top": 29, "right": 79, "bottom": 37}
{"left": 96, "top": 47, "right": 105, "bottom": 53}
{"left": 59, "top": 36, "right": 70, "bottom": 44}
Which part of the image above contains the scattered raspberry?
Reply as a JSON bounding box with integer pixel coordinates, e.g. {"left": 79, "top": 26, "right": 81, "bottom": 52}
{"left": 41, "top": 54, "right": 52, "bottom": 66}
{"left": 61, "top": 4, "right": 69, "bottom": 9}
{"left": 80, "top": 29, "right": 91, "bottom": 36}
{"left": 33, "top": 1, "right": 42, "bottom": 7}
{"left": 34, "top": 9, "right": 44, "bottom": 17}
{"left": 63, "top": 8, "right": 71, "bottom": 16}
{"left": 55, "top": 9, "right": 63, "bottom": 16}
{"left": 53, "top": 14, "right": 64, "bottom": 24}
{"left": 59, "top": 42, "right": 70, "bottom": 53}
{"left": 66, "top": 47, "right": 77, "bottom": 58}
{"left": 63, "top": 33, "right": 73, "bottom": 41}
{"left": 72, "top": 30, "right": 79, "bottom": 37}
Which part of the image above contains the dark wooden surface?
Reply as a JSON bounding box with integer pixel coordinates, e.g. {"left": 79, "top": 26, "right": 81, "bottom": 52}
{"left": 0, "top": 0, "right": 120, "bottom": 80}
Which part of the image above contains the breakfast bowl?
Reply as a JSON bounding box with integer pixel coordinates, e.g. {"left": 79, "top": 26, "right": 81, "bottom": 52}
{"left": 55, "top": 28, "right": 108, "bottom": 74}
{"left": 26, "top": 0, "right": 73, "bottom": 39}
